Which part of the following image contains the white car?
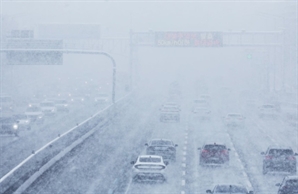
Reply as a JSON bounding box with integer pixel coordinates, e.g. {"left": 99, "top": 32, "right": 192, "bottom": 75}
{"left": 25, "top": 106, "right": 44, "bottom": 124}
{"left": 206, "top": 184, "right": 253, "bottom": 194}
{"left": 13, "top": 114, "right": 31, "bottom": 130}
{"left": 130, "top": 155, "right": 168, "bottom": 183}
{"left": 192, "top": 107, "right": 211, "bottom": 120}
{"left": 94, "top": 93, "right": 109, "bottom": 105}
{"left": 40, "top": 101, "right": 57, "bottom": 116}
{"left": 223, "top": 113, "right": 245, "bottom": 128}
{"left": 55, "top": 99, "right": 69, "bottom": 112}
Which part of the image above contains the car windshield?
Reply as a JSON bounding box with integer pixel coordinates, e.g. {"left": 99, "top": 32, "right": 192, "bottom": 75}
{"left": 194, "top": 100, "right": 207, "bottom": 104}
{"left": 162, "top": 106, "right": 178, "bottom": 111}
{"left": 262, "top": 105, "right": 274, "bottom": 109}
{"left": 286, "top": 179, "right": 298, "bottom": 186}
{"left": 228, "top": 114, "right": 242, "bottom": 118}
{"left": 151, "top": 140, "right": 172, "bottom": 146}
{"left": 268, "top": 149, "right": 294, "bottom": 156}
{"left": 215, "top": 185, "right": 247, "bottom": 193}
{"left": 204, "top": 144, "right": 226, "bottom": 150}
{"left": 139, "top": 157, "right": 161, "bottom": 163}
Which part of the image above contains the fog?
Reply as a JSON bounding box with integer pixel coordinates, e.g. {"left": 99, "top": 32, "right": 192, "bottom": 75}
{"left": 0, "top": 1, "right": 297, "bottom": 194}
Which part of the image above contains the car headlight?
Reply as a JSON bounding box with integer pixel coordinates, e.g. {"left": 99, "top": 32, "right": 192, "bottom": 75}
{"left": 13, "top": 124, "right": 18, "bottom": 130}
{"left": 71, "top": 99, "right": 74, "bottom": 101}
{"left": 38, "top": 115, "right": 43, "bottom": 119}
{"left": 81, "top": 99, "right": 84, "bottom": 101}
{"left": 25, "top": 120, "right": 29, "bottom": 123}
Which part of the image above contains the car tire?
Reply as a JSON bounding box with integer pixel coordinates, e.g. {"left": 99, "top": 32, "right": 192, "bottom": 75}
{"left": 290, "top": 166, "right": 297, "bottom": 174}
{"left": 172, "top": 156, "right": 176, "bottom": 162}
{"left": 199, "top": 159, "right": 204, "bottom": 166}
{"left": 263, "top": 165, "right": 268, "bottom": 175}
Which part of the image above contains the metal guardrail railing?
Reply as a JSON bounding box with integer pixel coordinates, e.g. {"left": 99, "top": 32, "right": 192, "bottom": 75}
{"left": 0, "top": 93, "right": 132, "bottom": 194}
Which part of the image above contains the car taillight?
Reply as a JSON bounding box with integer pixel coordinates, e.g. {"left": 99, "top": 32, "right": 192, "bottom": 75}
{"left": 202, "top": 149, "right": 208, "bottom": 153}
{"left": 265, "top": 155, "right": 272, "bottom": 160}
{"left": 221, "top": 150, "right": 228, "bottom": 154}
{"left": 287, "top": 156, "right": 296, "bottom": 160}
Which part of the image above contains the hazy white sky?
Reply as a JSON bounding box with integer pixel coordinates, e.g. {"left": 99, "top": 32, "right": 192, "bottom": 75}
{"left": 1, "top": 1, "right": 295, "bottom": 93}
{"left": 2, "top": 1, "right": 288, "bottom": 33}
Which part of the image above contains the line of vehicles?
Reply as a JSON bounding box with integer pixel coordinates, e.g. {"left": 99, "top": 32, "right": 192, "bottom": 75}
{"left": 154, "top": 90, "right": 298, "bottom": 193}
{"left": 0, "top": 93, "right": 110, "bottom": 137}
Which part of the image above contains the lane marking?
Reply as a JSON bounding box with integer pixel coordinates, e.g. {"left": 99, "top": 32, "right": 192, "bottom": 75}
{"left": 124, "top": 178, "right": 132, "bottom": 194}
{"left": 182, "top": 171, "right": 186, "bottom": 176}
{"left": 181, "top": 179, "right": 185, "bottom": 186}
{"left": 182, "top": 163, "right": 186, "bottom": 168}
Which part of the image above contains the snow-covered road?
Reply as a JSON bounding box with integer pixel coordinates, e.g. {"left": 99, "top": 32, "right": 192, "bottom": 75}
{"left": 21, "top": 93, "right": 297, "bottom": 194}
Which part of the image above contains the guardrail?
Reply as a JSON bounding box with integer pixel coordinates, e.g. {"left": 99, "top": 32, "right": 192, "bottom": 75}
{"left": 0, "top": 93, "right": 133, "bottom": 194}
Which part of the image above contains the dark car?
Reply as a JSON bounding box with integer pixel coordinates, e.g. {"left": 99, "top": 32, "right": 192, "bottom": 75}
{"left": 0, "top": 117, "right": 19, "bottom": 136}
{"left": 262, "top": 147, "right": 297, "bottom": 174}
{"left": 145, "top": 139, "right": 178, "bottom": 161}
{"left": 206, "top": 184, "right": 253, "bottom": 194}
{"left": 198, "top": 143, "right": 230, "bottom": 165}
{"left": 276, "top": 175, "right": 298, "bottom": 194}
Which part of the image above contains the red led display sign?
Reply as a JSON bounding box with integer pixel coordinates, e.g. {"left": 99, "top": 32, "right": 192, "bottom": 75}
{"left": 155, "top": 31, "right": 223, "bottom": 47}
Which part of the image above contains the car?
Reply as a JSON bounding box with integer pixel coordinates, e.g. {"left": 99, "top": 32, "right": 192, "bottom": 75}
{"left": 28, "top": 98, "right": 40, "bottom": 107}
{"left": 40, "top": 101, "right": 57, "bottom": 116}
{"left": 262, "top": 146, "right": 297, "bottom": 174}
{"left": 94, "top": 93, "right": 109, "bottom": 105}
{"left": 206, "top": 184, "right": 253, "bottom": 194}
{"left": 13, "top": 114, "right": 31, "bottom": 130}
{"left": 55, "top": 99, "right": 69, "bottom": 112}
{"left": 276, "top": 175, "right": 298, "bottom": 194}
{"left": 0, "top": 117, "right": 19, "bottom": 136}
{"left": 223, "top": 113, "right": 245, "bottom": 127}
{"left": 198, "top": 143, "right": 230, "bottom": 165}
{"left": 192, "top": 107, "right": 211, "bottom": 120}
{"left": 193, "top": 99, "right": 210, "bottom": 108}
{"left": 159, "top": 102, "right": 180, "bottom": 122}
{"left": 199, "top": 94, "right": 211, "bottom": 102}
{"left": 258, "top": 104, "right": 279, "bottom": 118}
{"left": 69, "top": 95, "right": 85, "bottom": 104}
{"left": 145, "top": 139, "right": 178, "bottom": 161}
{"left": 130, "top": 155, "right": 168, "bottom": 183}
{"left": 25, "top": 106, "right": 45, "bottom": 124}
{"left": 0, "top": 96, "right": 14, "bottom": 112}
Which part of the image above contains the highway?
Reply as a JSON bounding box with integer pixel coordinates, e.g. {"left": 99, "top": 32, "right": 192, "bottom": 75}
{"left": 11, "top": 91, "right": 296, "bottom": 194}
